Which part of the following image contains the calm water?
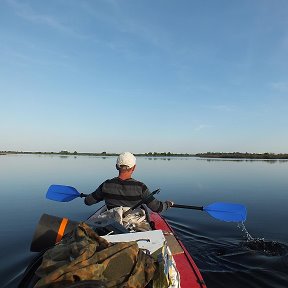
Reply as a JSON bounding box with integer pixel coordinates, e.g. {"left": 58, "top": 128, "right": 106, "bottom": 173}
{"left": 1, "top": 154, "right": 288, "bottom": 287}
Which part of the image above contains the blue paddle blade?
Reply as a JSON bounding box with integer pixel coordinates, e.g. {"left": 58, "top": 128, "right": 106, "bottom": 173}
{"left": 46, "top": 185, "right": 81, "bottom": 202}
{"left": 204, "top": 202, "right": 247, "bottom": 222}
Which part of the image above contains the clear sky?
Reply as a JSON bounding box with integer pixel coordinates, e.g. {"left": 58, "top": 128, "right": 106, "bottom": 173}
{"left": 1, "top": 0, "right": 288, "bottom": 154}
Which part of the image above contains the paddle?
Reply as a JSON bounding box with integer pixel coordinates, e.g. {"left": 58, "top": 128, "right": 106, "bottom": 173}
{"left": 122, "top": 189, "right": 160, "bottom": 218}
{"left": 46, "top": 185, "right": 159, "bottom": 207}
{"left": 46, "top": 185, "right": 247, "bottom": 222}
{"left": 46, "top": 185, "right": 88, "bottom": 202}
{"left": 172, "top": 202, "right": 247, "bottom": 222}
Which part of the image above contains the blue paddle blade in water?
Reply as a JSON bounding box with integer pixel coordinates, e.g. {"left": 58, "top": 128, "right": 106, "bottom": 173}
{"left": 204, "top": 202, "right": 247, "bottom": 222}
{"left": 46, "top": 185, "right": 81, "bottom": 202}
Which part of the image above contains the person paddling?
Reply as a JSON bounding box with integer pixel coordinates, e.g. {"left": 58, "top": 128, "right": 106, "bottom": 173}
{"left": 84, "top": 152, "right": 173, "bottom": 212}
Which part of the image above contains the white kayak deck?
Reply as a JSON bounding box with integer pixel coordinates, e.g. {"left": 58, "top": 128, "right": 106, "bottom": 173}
{"left": 102, "top": 230, "right": 165, "bottom": 254}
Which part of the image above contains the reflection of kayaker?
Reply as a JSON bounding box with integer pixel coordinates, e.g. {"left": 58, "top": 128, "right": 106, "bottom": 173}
{"left": 84, "top": 152, "right": 173, "bottom": 213}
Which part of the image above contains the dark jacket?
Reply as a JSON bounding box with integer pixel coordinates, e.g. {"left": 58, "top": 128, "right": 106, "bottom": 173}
{"left": 85, "top": 177, "right": 169, "bottom": 213}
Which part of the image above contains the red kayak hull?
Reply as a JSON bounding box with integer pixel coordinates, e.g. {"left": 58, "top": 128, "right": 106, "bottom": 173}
{"left": 150, "top": 212, "right": 207, "bottom": 288}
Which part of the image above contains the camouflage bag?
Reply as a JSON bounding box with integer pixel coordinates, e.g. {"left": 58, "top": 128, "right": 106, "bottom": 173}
{"left": 34, "top": 222, "right": 156, "bottom": 288}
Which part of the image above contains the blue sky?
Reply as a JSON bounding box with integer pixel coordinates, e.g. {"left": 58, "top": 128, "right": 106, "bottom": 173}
{"left": 1, "top": 0, "right": 288, "bottom": 153}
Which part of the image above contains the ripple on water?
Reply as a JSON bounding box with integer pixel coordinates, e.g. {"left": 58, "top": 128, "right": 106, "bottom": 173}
{"left": 238, "top": 222, "right": 288, "bottom": 256}
{"left": 242, "top": 238, "right": 288, "bottom": 256}
{"left": 166, "top": 217, "right": 288, "bottom": 288}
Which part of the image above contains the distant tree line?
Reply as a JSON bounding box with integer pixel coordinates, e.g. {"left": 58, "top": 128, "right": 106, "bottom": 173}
{"left": 0, "top": 150, "right": 117, "bottom": 156}
{"left": 1, "top": 151, "right": 287, "bottom": 159}
{"left": 0, "top": 150, "right": 193, "bottom": 157}
{"left": 195, "top": 152, "right": 288, "bottom": 159}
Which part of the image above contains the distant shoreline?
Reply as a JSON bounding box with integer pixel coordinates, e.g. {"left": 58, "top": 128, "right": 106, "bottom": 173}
{"left": 0, "top": 151, "right": 193, "bottom": 157}
{"left": 195, "top": 152, "right": 288, "bottom": 160}
{"left": 1, "top": 151, "right": 288, "bottom": 159}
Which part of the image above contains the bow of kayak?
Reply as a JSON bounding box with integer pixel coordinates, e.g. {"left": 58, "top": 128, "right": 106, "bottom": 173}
{"left": 19, "top": 207, "right": 206, "bottom": 288}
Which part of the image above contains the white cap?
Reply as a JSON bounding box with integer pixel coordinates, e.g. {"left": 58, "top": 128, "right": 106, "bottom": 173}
{"left": 116, "top": 152, "right": 136, "bottom": 168}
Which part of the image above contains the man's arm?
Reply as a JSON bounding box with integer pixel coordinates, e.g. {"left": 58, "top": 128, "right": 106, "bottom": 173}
{"left": 84, "top": 183, "right": 104, "bottom": 206}
{"left": 142, "top": 186, "right": 173, "bottom": 213}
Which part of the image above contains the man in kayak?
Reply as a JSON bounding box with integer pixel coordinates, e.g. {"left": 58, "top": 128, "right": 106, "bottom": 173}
{"left": 84, "top": 152, "right": 173, "bottom": 213}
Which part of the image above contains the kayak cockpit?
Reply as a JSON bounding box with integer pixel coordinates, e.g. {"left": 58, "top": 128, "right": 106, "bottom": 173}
{"left": 20, "top": 207, "right": 181, "bottom": 288}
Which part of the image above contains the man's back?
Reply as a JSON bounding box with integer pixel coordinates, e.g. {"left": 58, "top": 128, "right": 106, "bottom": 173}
{"left": 86, "top": 177, "right": 150, "bottom": 210}
{"left": 84, "top": 152, "right": 173, "bottom": 213}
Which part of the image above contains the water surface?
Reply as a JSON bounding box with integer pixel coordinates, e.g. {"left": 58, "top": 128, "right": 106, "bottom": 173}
{"left": 0, "top": 154, "right": 287, "bottom": 287}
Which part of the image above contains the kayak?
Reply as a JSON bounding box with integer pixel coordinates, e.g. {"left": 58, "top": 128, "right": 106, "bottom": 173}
{"left": 149, "top": 211, "right": 206, "bottom": 288}
{"left": 87, "top": 206, "right": 206, "bottom": 288}
{"left": 19, "top": 206, "right": 207, "bottom": 288}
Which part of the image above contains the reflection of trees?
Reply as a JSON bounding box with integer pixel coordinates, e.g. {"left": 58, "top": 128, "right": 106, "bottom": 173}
{"left": 144, "top": 152, "right": 191, "bottom": 157}
{"left": 145, "top": 157, "right": 188, "bottom": 161}
{"left": 2, "top": 150, "right": 288, "bottom": 162}
{"left": 198, "top": 158, "right": 288, "bottom": 164}
{"left": 196, "top": 152, "right": 288, "bottom": 160}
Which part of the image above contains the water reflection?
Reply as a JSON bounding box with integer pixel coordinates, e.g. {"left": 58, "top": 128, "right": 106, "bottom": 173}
{"left": 145, "top": 157, "right": 189, "bottom": 161}
{"left": 1, "top": 154, "right": 288, "bottom": 288}
{"left": 197, "top": 158, "right": 288, "bottom": 164}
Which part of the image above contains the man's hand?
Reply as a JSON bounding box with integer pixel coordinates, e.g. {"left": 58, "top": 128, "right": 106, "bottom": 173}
{"left": 165, "top": 200, "right": 174, "bottom": 208}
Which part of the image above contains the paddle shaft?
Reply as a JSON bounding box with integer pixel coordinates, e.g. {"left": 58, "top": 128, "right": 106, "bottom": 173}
{"left": 123, "top": 189, "right": 160, "bottom": 218}
{"left": 172, "top": 204, "right": 204, "bottom": 211}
